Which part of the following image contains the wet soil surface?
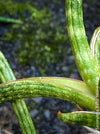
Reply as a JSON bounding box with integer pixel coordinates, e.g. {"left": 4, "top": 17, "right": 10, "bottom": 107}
{"left": 0, "top": 0, "right": 100, "bottom": 133}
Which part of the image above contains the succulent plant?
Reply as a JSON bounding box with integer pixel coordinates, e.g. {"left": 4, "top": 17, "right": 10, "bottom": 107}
{"left": 0, "top": 0, "right": 100, "bottom": 133}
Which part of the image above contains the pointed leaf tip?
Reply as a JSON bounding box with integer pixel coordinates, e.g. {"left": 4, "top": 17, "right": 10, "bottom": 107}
{"left": 58, "top": 111, "right": 62, "bottom": 116}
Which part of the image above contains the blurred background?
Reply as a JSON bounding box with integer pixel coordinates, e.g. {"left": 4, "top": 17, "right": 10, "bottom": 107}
{"left": 0, "top": 0, "right": 100, "bottom": 133}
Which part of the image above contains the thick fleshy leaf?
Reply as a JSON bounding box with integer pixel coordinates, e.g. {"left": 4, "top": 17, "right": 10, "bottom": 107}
{"left": 90, "top": 27, "right": 100, "bottom": 65}
{"left": 0, "top": 77, "right": 95, "bottom": 110}
{"left": 31, "top": 77, "right": 93, "bottom": 95}
{"left": 65, "top": 0, "right": 99, "bottom": 95}
{"left": 90, "top": 27, "right": 100, "bottom": 129}
{"left": 58, "top": 111, "right": 100, "bottom": 130}
{"left": 0, "top": 51, "right": 36, "bottom": 134}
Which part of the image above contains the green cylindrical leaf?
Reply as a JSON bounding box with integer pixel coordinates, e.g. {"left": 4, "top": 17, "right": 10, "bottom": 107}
{"left": 0, "top": 78, "right": 95, "bottom": 111}
{"left": 90, "top": 27, "right": 100, "bottom": 66}
{"left": 65, "top": 0, "right": 99, "bottom": 95}
{"left": 58, "top": 111, "right": 100, "bottom": 130}
{"left": 0, "top": 51, "right": 36, "bottom": 134}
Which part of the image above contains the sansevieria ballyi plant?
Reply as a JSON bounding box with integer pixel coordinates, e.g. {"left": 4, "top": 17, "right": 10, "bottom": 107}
{"left": 0, "top": 0, "right": 100, "bottom": 133}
